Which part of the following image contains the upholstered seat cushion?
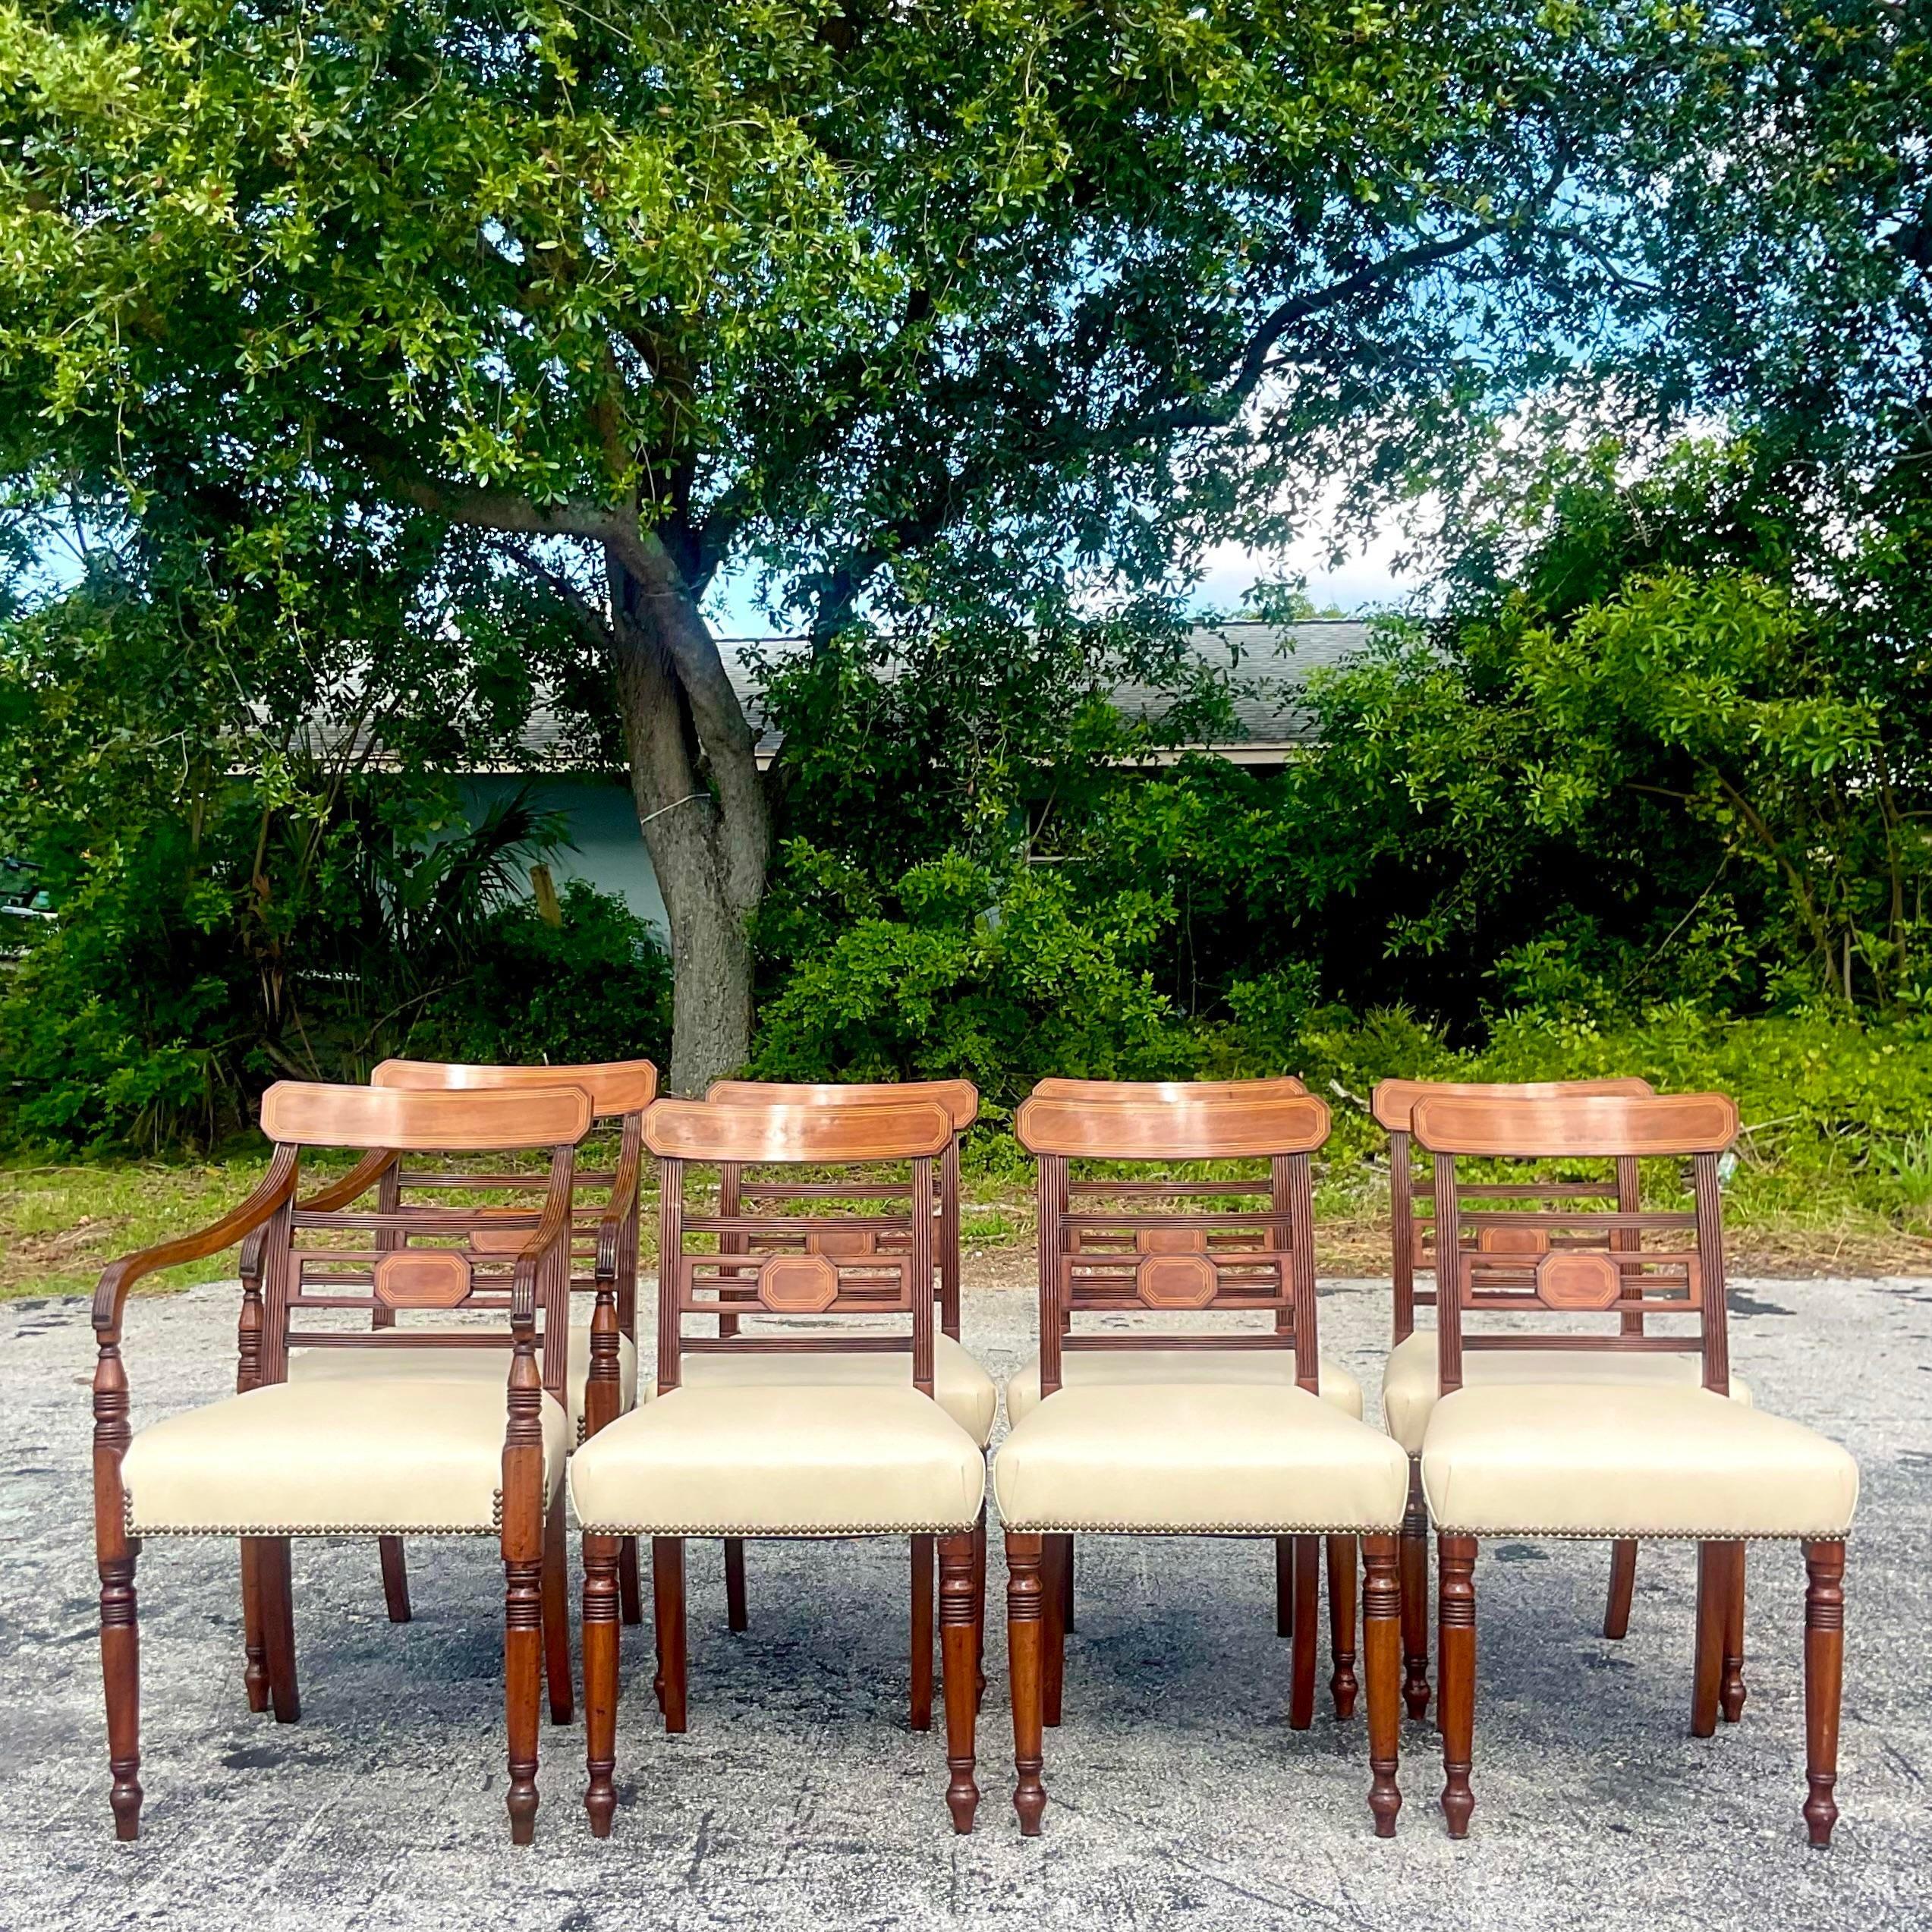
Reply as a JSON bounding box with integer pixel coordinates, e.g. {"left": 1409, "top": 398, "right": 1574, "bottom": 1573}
{"left": 1420, "top": 1385, "right": 1858, "bottom": 1540}
{"left": 1005, "top": 1347, "right": 1363, "bottom": 1428}
{"left": 993, "top": 1385, "right": 1409, "bottom": 1535}
{"left": 569, "top": 1385, "right": 987, "bottom": 1536}
{"left": 122, "top": 1379, "right": 568, "bottom": 1535}
{"left": 659, "top": 1333, "right": 998, "bottom": 1446}
{"left": 291, "top": 1322, "right": 637, "bottom": 1446}
{"left": 1380, "top": 1329, "right": 1754, "bottom": 1454}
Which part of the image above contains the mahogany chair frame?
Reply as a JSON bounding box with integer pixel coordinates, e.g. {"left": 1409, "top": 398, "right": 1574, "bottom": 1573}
{"left": 700, "top": 1078, "right": 979, "bottom": 1648}
{"left": 580, "top": 1098, "right": 985, "bottom": 1835}
{"left": 1008, "top": 1088, "right": 1404, "bottom": 1836}
{"left": 1373, "top": 1076, "right": 1655, "bottom": 1718}
{"left": 1414, "top": 1090, "right": 1843, "bottom": 1845}
{"left": 349, "top": 1059, "right": 658, "bottom": 1625}
{"left": 91, "top": 1080, "right": 592, "bottom": 1844}
{"left": 1022, "top": 1078, "right": 1333, "bottom": 1662}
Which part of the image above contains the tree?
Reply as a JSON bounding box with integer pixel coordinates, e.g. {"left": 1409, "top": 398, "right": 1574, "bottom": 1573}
{"left": 2, "top": 0, "right": 1752, "bottom": 1086}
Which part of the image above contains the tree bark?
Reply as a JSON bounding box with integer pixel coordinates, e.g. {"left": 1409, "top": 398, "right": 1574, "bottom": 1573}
{"left": 605, "top": 548, "right": 768, "bottom": 1093}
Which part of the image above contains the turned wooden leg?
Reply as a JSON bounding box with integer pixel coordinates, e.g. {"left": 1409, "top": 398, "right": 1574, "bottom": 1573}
{"left": 653, "top": 1538, "right": 688, "bottom": 1735}
{"left": 1006, "top": 1533, "right": 1047, "bottom": 1834}
{"left": 239, "top": 1538, "right": 269, "bottom": 1713}
{"left": 618, "top": 1536, "right": 643, "bottom": 1627}
{"left": 99, "top": 1550, "right": 142, "bottom": 1840}
{"left": 1289, "top": 1534, "right": 1318, "bottom": 1730}
{"left": 724, "top": 1537, "right": 748, "bottom": 1634}
{"left": 1803, "top": 1541, "right": 1845, "bottom": 1848}
{"left": 504, "top": 1539, "right": 546, "bottom": 1844}
{"left": 971, "top": 1505, "right": 988, "bottom": 1709}
{"left": 1437, "top": 1535, "right": 1477, "bottom": 1838}
{"left": 257, "top": 1536, "right": 300, "bottom": 1724}
{"left": 1328, "top": 1534, "right": 1360, "bottom": 1720}
{"left": 377, "top": 1537, "right": 411, "bottom": 1624}
{"left": 582, "top": 1534, "right": 621, "bottom": 1837}
{"left": 1041, "top": 1534, "right": 1068, "bottom": 1729}
{"left": 1721, "top": 1540, "right": 1747, "bottom": 1723}
{"left": 939, "top": 1531, "right": 980, "bottom": 1833}
{"left": 911, "top": 1534, "right": 936, "bottom": 1732}
{"left": 1693, "top": 1540, "right": 1724, "bottom": 1738}
{"left": 1604, "top": 1538, "right": 1637, "bottom": 1641}
{"left": 1362, "top": 1534, "right": 1402, "bottom": 1838}
{"left": 542, "top": 1493, "right": 574, "bottom": 1726}
{"left": 1276, "top": 1536, "right": 1295, "bottom": 1639}
{"left": 1400, "top": 1458, "right": 1430, "bottom": 1721}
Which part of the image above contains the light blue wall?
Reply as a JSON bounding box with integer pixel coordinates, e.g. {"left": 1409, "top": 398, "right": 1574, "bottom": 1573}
{"left": 459, "top": 775, "right": 669, "bottom": 939}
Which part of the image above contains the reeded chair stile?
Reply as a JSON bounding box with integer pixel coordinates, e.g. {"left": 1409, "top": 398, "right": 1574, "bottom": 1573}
{"left": 571, "top": 1098, "right": 988, "bottom": 1835}
{"left": 1411, "top": 1090, "right": 1858, "bottom": 1842}
{"left": 996, "top": 1087, "right": 1411, "bottom": 1836}
{"left": 92, "top": 1080, "right": 594, "bottom": 1844}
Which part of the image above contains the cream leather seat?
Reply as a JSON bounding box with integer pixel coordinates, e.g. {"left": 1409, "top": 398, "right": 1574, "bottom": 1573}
{"left": 994, "top": 1384, "right": 1408, "bottom": 1535}
{"left": 121, "top": 1378, "right": 569, "bottom": 1536}
{"left": 672, "top": 1333, "right": 997, "bottom": 1445}
{"left": 292, "top": 1320, "right": 638, "bottom": 1447}
{"left": 1380, "top": 1329, "right": 1753, "bottom": 1454}
{"left": 1421, "top": 1383, "right": 1858, "bottom": 1540}
{"left": 570, "top": 1384, "right": 986, "bottom": 1537}
{"left": 1005, "top": 1346, "right": 1362, "bottom": 1427}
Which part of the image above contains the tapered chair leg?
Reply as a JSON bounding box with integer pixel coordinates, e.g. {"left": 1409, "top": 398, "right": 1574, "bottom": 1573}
{"left": 1693, "top": 1540, "right": 1724, "bottom": 1738}
{"left": 1041, "top": 1534, "right": 1068, "bottom": 1728}
{"left": 504, "top": 1547, "right": 544, "bottom": 1844}
{"left": 239, "top": 1538, "right": 269, "bottom": 1713}
{"left": 256, "top": 1536, "right": 300, "bottom": 1723}
{"left": 1276, "top": 1536, "right": 1295, "bottom": 1639}
{"left": 618, "top": 1536, "right": 643, "bottom": 1627}
{"left": 1362, "top": 1534, "right": 1402, "bottom": 1837}
{"left": 1604, "top": 1538, "right": 1637, "bottom": 1640}
{"left": 1328, "top": 1534, "right": 1360, "bottom": 1719}
{"left": 1803, "top": 1541, "right": 1845, "bottom": 1848}
{"left": 1721, "top": 1541, "right": 1748, "bottom": 1723}
{"left": 1437, "top": 1535, "right": 1477, "bottom": 1838}
{"left": 542, "top": 1493, "right": 574, "bottom": 1725}
{"left": 938, "top": 1531, "right": 980, "bottom": 1832}
{"left": 653, "top": 1537, "right": 688, "bottom": 1734}
{"left": 1400, "top": 1458, "right": 1430, "bottom": 1720}
{"left": 379, "top": 1537, "right": 412, "bottom": 1623}
{"left": 99, "top": 1550, "right": 142, "bottom": 1841}
{"left": 724, "top": 1537, "right": 748, "bottom": 1633}
{"left": 911, "top": 1534, "right": 936, "bottom": 1732}
{"left": 582, "top": 1534, "right": 622, "bottom": 1837}
{"left": 1005, "top": 1533, "right": 1047, "bottom": 1834}
{"left": 1289, "top": 1534, "right": 1319, "bottom": 1730}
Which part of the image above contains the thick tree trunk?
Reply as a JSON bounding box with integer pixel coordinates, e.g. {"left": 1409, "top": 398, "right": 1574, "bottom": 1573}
{"left": 606, "top": 548, "right": 768, "bottom": 1093}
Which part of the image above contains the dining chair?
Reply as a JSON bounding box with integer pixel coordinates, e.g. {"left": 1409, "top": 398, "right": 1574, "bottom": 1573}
{"left": 697, "top": 1078, "right": 995, "bottom": 1672}
{"left": 92, "top": 1080, "right": 592, "bottom": 1843}
{"left": 571, "top": 1098, "right": 987, "bottom": 1834}
{"left": 995, "top": 1087, "right": 1411, "bottom": 1836}
{"left": 1373, "top": 1075, "right": 1764, "bottom": 1719}
{"left": 273, "top": 1058, "right": 656, "bottom": 1630}
{"left": 1411, "top": 1089, "right": 1857, "bottom": 1842}
{"left": 1005, "top": 1076, "right": 1364, "bottom": 1690}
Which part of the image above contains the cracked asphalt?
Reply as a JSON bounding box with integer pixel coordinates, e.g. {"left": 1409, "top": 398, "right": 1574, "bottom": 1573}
{"left": 3, "top": 1270, "right": 1928, "bottom": 1932}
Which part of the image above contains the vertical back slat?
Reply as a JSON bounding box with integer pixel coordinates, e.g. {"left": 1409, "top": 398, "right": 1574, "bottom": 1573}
{"left": 658, "top": 1156, "right": 686, "bottom": 1394}
{"left": 1433, "top": 1150, "right": 1465, "bottom": 1395}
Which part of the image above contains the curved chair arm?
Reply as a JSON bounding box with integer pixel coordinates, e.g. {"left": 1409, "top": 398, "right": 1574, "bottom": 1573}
{"left": 236, "top": 1147, "right": 396, "bottom": 1298}
{"left": 594, "top": 1115, "right": 647, "bottom": 1286}
{"left": 92, "top": 1145, "right": 301, "bottom": 1345}
{"left": 510, "top": 1150, "right": 580, "bottom": 1333}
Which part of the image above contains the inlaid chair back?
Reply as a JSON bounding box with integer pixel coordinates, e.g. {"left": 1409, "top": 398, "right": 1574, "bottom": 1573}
{"left": 645, "top": 1098, "right": 955, "bottom": 1396}
{"left": 703, "top": 1078, "right": 977, "bottom": 1341}
{"left": 248, "top": 1081, "right": 596, "bottom": 1402}
{"left": 1372, "top": 1077, "right": 1654, "bottom": 1343}
{"left": 367, "top": 1059, "right": 657, "bottom": 1341}
{"left": 1014, "top": 1085, "right": 1332, "bottom": 1400}
{"left": 1411, "top": 1090, "right": 1741, "bottom": 1399}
